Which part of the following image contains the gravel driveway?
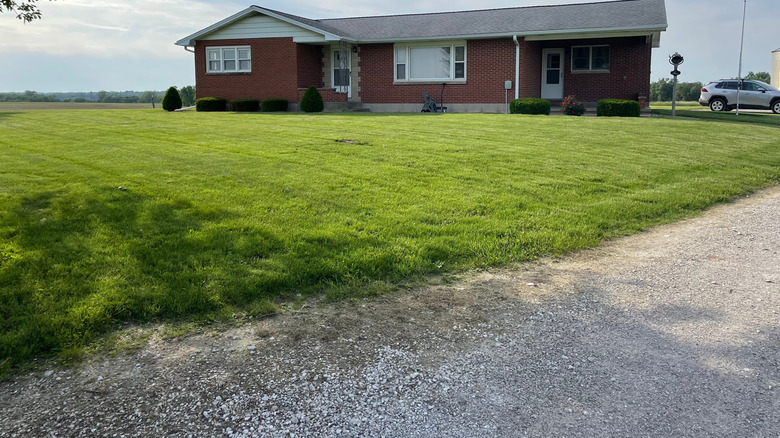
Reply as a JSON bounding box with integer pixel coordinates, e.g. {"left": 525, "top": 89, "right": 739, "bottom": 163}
{"left": 2, "top": 187, "right": 779, "bottom": 437}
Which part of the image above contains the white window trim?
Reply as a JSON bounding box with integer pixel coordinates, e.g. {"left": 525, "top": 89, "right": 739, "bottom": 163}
{"left": 394, "top": 41, "right": 467, "bottom": 83}
{"left": 571, "top": 45, "right": 610, "bottom": 72}
{"left": 206, "top": 46, "right": 251, "bottom": 74}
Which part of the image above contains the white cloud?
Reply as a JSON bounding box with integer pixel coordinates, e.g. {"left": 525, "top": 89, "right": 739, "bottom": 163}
{"left": 0, "top": 0, "right": 240, "bottom": 58}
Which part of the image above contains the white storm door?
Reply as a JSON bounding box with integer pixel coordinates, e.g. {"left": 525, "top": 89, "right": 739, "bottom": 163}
{"left": 541, "top": 49, "right": 564, "bottom": 100}
{"left": 333, "top": 49, "right": 351, "bottom": 98}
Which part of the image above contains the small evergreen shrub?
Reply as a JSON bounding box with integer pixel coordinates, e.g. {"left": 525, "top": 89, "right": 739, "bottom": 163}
{"left": 300, "top": 86, "right": 324, "bottom": 113}
{"left": 229, "top": 98, "right": 260, "bottom": 112}
{"left": 561, "top": 95, "right": 585, "bottom": 116}
{"left": 261, "top": 98, "right": 289, "bottom": 112}
{"left": 509, "top": 98, "right": 551, "bottom": 115}
{"left": 195, "top": 97, "right": 227, "bottom": 112}
{"left": 596, "top": 99, "right": 641, "bottom": 117}
{"left": 162, "top": 86, "right": 183, "bottom": 112}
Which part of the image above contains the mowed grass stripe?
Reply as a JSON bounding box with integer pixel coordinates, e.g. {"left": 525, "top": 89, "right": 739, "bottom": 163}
{"left": 1, "top": 109, "right": 779, "bottom": 372}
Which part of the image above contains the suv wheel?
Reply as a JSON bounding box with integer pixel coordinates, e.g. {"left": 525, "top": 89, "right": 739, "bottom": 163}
{"left": 772, "top": 100, "right": 780, "bottom": 114}
{"left": 709, "top": 98, "right": 727, "bottom": 112}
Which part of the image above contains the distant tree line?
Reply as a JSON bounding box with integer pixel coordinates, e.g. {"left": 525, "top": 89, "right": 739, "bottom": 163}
{"left": 650, "top": 72, "right": 771, "bottom": 102}
{"left": 0, "top": 90, "right": 60, "bottom": 102}
{"left": 0, "top": 86, "right": 196, "bottom": 106}
{"left": 650, "top": 79, "right": 703, "bottom": 102}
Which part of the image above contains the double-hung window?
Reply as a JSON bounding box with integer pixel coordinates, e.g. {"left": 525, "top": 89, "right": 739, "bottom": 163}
{"left": 395, "top": 42, "right": 466, "bottom": 82}
{"left": 206, "top": 46, "right": 251, "bottom": 73}
{"left": 571, "top": 45, "right": 609, "bottom": 72}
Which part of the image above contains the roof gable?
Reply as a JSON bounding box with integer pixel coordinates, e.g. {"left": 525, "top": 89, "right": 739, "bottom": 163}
{"left": 176, "top": 0, "right": 667, "bottom": 46}
{"left": 175, "top": 6, "right": 344, "bottom": 46}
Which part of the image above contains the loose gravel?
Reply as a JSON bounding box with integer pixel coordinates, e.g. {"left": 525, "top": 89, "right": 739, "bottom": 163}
{"left": 2, "top": 186, "right": 779, "bottom": 437}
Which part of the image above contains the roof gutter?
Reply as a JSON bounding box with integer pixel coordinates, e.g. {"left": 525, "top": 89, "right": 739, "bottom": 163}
{"left": 513, "top": 35, "right": 520, "bottom": 100}
{"left": 346, "top": 26, "right": 667, "bottom": 45}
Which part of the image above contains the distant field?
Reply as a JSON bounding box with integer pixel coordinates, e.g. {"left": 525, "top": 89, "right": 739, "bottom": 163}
{"left": 1, "top": 109, "right": 780, "bottom": 374}
{"left": 0, "top": 102, "right": 161, "bottom": 111}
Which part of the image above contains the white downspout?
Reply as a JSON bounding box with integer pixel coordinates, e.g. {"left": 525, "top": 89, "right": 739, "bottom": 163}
{"left": 512, "top": 35, "right": 520, "bottom": 99}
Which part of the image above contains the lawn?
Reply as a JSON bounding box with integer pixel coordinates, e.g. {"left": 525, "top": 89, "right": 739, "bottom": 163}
{"left": 651, "top": 101, "right": 780, "bottom": 127}
{"left": 1, "top": 109, "right": 779, "bottom": 372}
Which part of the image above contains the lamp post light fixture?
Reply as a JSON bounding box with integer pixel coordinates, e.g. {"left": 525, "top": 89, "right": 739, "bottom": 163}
{"left": 669, "top": 52, "right": 684, "bottom": 117}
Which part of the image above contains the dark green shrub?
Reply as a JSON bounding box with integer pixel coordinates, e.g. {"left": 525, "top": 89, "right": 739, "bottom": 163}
{"left": 509, "top": 98, "right": 550, "bottom": 115}
{"left": 70, "top": 97, "right": 87, "bottom": 103}
{"left": 300, "top": 86, "right": 324, "bottom": 113}
{"left": 596, "top": 99, "right": 641, "bottom": 117}
{"left": 162, "top": 86, "right": 183, "bottom": 112}
{"left": 195, "top": 97, "right": 227, "bottom": 112}
{"left": 261, "top": 98, "right": 289, "bottom": 112}
{"left": 229, "top": 98, "right": 260, "bottom": 112}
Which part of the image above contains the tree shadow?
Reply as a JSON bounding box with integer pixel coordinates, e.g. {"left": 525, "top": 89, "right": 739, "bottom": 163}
{"left": 0, "top": 187, "right": 287, "bottom": 368}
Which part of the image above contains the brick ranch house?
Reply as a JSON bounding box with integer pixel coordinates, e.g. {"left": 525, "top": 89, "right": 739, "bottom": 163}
{"left": 175, "top": 0, "right": 667, "bottom": 112}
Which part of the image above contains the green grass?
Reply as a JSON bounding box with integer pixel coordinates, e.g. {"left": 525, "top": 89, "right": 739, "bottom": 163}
{"left": 2, "top": 109, "right": 780, "bottom": 373}
{"left": 651, "top": 101, "right": 780, "bottom": 127}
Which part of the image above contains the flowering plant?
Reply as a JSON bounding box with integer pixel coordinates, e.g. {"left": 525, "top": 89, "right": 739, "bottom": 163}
{"left": 561, "top": 95, "right": 585, "bottom": 116}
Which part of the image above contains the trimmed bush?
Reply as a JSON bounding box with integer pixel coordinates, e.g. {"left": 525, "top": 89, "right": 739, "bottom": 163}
{"left": 162, "top": 86, "right": 183, "bottom": 112}
{"left": 510, "top": 98, "right": 551, "bottom": 115}
{"left": 300, "top": 86, "right": 324, "bottom": 113}
{"left": 596, "top": 99, "right": 641, "bottom": 117}
{"left": 195, "top": 97, "right": 227, "bottom": 112}
{"left": 261, "top": 98, "right": 289, "bottom": 112}
{"left": 229, "top": 98, "right": 260, "bottom": 112}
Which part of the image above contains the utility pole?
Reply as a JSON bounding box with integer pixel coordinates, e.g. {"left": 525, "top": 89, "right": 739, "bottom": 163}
{"left": 736, "top": 0, "right": 747, "bottom": 116}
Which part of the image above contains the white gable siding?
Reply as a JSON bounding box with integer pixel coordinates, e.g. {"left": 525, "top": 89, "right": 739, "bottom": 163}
{"left": 201, "top": 14, "right": 327, "bottom": 43}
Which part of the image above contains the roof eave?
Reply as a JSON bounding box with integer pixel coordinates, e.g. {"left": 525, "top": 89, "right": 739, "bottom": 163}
{"left": 351, "top": 25, "right": 668, "bottom": 44}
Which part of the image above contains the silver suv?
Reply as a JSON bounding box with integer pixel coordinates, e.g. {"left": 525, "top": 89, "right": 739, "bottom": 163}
{"left": 699, "top": 79, "right": 780, "bottom": 113}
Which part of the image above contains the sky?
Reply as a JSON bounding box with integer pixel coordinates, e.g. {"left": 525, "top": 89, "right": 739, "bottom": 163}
{"left": 0, "top": 0, "right": 777, "bottom": 92}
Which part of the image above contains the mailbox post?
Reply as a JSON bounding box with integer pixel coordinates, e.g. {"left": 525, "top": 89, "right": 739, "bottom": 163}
{"left": 669, "top": 52, "right": 684, "bottom": 117}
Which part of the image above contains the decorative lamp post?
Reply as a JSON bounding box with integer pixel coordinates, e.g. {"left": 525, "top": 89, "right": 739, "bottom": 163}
{"left": 669, "top": 52, "right": 684, "bottom": 117}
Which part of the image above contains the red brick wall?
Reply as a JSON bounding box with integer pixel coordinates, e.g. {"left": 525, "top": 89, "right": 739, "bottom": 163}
{"left": 195, "top": 38, "right": 300, "bottom": 102}
{"left": 297, "top": 45, "right": 324, "bottom": 89}
{"left": 193, "top": 36, "right": 652, "bottom": 106}
{"left": 357, "top": 36, "right": 651, "bottom": 104}
{"left": 518, "top": 39, "right": 542, "bottom": 98}
{"left": 524, "top": 36, "right": 652, "bottom": 102}
{"left": 358, "top": 39, "right": 516, "bottom": 104}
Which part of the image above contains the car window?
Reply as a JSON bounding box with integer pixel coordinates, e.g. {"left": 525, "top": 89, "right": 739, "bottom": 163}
{"left": 742, "top": 82, "right": 760, "bottom": 91}
{"left": 721, "top": 81, "right": 739, "bottom": 90}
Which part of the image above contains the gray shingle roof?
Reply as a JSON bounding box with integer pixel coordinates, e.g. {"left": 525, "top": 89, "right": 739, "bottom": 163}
{"left": 177, "top": 0, "right": 666, "bottom": 46}
{"left": 317, "top": 0, "right": 667, "bottom": 41}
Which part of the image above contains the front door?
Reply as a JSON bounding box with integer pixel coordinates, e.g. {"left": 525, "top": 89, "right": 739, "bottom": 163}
{"left": 333, "top": 49, "right": 351, "bottom": 98}
{"left": 541, "top": 49, "right": 564, "bottom": 100}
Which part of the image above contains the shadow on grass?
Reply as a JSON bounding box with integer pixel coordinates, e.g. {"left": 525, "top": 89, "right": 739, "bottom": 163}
{"left": 0, "top": 111, "right": 25, "bottom": 120}
{"left": 224, "top": 111, "right": 442, "bottom": 117}
{"left": 0, "top": 188, "right": 287, "bottom": 371}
